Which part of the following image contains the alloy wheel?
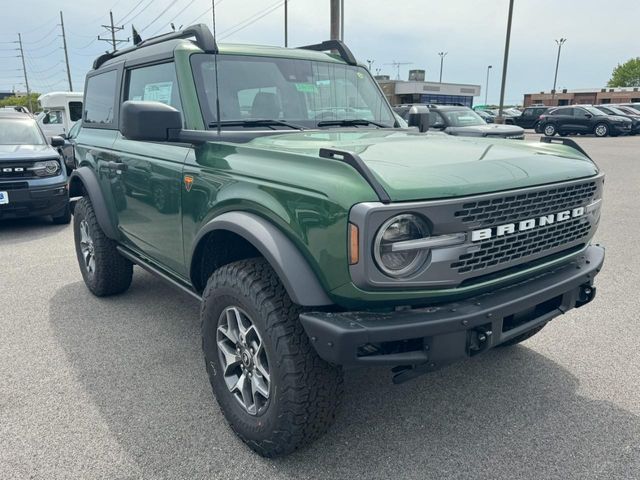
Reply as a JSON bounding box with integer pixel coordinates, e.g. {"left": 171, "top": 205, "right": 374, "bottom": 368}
{"left": 79, "top": 219, "right": 96, "bottom": 275}
{"left": 216, "top": 306, "right": 271, "bottom": 415}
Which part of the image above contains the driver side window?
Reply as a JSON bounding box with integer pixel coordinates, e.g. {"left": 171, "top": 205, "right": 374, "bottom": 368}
{"left": 429, "top": 111, "right": 445, "bottom": 127}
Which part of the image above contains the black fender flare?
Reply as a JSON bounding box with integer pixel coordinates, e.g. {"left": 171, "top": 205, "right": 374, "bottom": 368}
{"left": 191, "top": 212, "right": 333, "bottom": 306}
{"left": 68, "top": 167, "right": 119, "bottom": 240}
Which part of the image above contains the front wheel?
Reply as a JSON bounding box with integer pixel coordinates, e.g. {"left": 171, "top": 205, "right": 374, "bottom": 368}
{"left": 543, "top": 123, "right": 557, "bottom": 136}
{"left": 594, "top": 123, "right": 609, "bottom": 137}
{"left": 201, "top": 258, "right": 343, "bottom": 457}
{"left": 73, "top": 197, "right": 133, "bottom": 296}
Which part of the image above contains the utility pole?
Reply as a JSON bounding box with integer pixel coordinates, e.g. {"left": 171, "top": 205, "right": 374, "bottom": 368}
{"left": 59, "top": 11, "right": 73, "bottom": 91}
{"left": 340, "top": 0, "right": 344, "bottom": 41}
{"left": 497, "top": 0, "right": 514, "bottom": 122}
{"left": 98, "top": 11, "right": 128, "bottom": 52}
{"left": 17, "top": 33, "right": 33, "bottom": 112}
{"left": 284, "top": 0, "right": 288, "bottom": 47}
{"left": 438, "top": 52, "right": 447, "bottom": 83}
{"left": 330, "top": 0, "right": 340, "bottom": 40}
{"left": 485, "top": 65, "right": 492, "bottom": 105}
{"left": 552, "top": 38, "right": 567, "bottom": 104}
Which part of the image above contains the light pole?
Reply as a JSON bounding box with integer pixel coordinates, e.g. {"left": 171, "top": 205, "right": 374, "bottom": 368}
{"left": 552, "top": 38, "right": 567, "bottom": 104}
{"left": 485, "top": 65, "right": 492, "bottom": 105}
{"left": 497, "top": 0, "right": 514, "bottom": 122}
{"left": 438, "top": 52, "right": 447, "bottom": 83}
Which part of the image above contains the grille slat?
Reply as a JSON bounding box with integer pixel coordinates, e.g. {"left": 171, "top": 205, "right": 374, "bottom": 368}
{"left": 0, "top": 161, "right": 36, "bottom": 179}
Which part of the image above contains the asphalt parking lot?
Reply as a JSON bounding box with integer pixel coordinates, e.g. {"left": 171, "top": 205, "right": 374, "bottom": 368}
{"left": 1, "top": 134, "right": 639, "bottom": 480}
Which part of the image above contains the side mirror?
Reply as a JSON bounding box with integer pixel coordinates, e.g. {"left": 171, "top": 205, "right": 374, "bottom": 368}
{"left": 120, "top": 101, "right": 182, "bottom": 141}
{"left": 407, "top": 105, "right": 430, "bottom": 132}
{"left": 50, "top": 136, "right": 65, "bottom": 147}
{"left": 585, "top": 113, "right": 592, "bottom": 118}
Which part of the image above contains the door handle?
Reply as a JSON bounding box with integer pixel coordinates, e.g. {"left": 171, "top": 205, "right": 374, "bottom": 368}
{"left": 107, "top": 161, "right": 128, "bottom": 173}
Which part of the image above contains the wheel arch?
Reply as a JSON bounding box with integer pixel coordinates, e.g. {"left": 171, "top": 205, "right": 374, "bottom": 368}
{"left": 189, "top": 211, "right": 333, "bottom": 307}
{"left": 68, "top": 166, "right": 119, "bottom": 239}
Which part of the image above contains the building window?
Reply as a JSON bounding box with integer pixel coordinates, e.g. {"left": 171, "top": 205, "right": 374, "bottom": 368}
{"left": 419, "top": 94, "right": 473, "bottom": 107}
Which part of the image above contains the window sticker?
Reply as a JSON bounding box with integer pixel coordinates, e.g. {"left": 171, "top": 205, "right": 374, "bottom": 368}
{"left": 143, "top": 82, "right": 173, "bottom": 104}
{"left": 294, "top": 82, "right": 318, "bottom": 93}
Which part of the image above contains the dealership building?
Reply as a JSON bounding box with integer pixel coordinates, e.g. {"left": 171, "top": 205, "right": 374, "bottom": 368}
{"left": 523, "top": 87, "right": 640, "bottom": 107}
{"left": 376, "top": 70, "right": 481, "bottom": 107}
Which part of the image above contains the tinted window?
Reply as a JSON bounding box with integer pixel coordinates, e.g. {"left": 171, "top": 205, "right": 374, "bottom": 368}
{"left": 43, "top": 110, "right": 64, "bottom": 124}
{"left": 523, "top": 108, "right": 535, "bottom": 117}
{"left": 126, "top": 62, "right": 182, "bottom": 113}
{"left": 69, "top": 101, "right": 83, "bottom": 122}
{"left": 84, "top": 70, "right": 117, "bottom": 125}
{"left": 553, "top": 108, "right": 573, "bottom": 116}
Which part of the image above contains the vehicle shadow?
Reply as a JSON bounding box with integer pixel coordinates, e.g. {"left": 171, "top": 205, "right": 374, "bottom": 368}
{"left": 49, "top": 274, "right": 639, "bottom": 480}
{"left": 0, "top": 217, "right": 68, "bottom": 245}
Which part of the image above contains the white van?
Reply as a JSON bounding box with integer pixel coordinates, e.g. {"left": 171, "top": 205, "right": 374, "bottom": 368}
{"left": 37, "top": 91, "right": 83, "bottom": 137}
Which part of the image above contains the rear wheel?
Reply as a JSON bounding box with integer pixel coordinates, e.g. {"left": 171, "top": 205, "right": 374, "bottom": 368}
{"left": 594, "top": 123, "right": 609, "bottom": 137}
{"left": 201, "top": 258, "right": 343, "bottom": 457}
{"left": 73, "top": 197, "right": 133, "bottom": 296}
{"left": 543, "top": 123, "right": 557, "bottom": 136}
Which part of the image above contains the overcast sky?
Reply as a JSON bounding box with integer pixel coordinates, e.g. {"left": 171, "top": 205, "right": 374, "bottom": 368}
{"left": 0, "top": 0, "right": 637, "bottom": 104}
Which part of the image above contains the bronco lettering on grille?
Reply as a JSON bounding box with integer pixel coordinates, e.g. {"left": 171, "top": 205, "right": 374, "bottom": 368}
{"left": 471, "top": 207, "right": 585, "bottom": 242}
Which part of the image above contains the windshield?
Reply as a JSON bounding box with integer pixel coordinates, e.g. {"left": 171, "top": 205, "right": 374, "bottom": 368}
{"left": 583, "top": 106, "right": 605, "bottom": 116}
{"left": 0, "top": 118, "right": 45, "bottom": 145}
{"left": 191, "top": 54, "right": 396, "bottom": 129}
{"left": 440, "top": 109, "right": 486, "bottom": 127}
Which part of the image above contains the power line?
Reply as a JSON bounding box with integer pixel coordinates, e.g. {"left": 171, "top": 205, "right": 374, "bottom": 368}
{"left": 22, "top": 24, "right": 59, "bottom": 45}
{"left": 218, "top": 0, "right": 286, "bottom": 40}
{"left": 151, "top": 0, "right": 202, "bottom": 36}
{"left": 140, "top": 0, "right": 180, "bottom": 33}
{"left": 125, "top": 0, "right": 156, "bottom": 26}
{"left": 116, "top": 0, "right": 149, "bottom": 24}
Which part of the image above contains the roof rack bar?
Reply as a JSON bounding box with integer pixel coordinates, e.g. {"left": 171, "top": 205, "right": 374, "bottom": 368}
{"left": 93, "top": 23, "right": 217, "bottom": 70}
{"left": 297, "top": 40, "right": 357, "bottom": 65}
{"left": 319, "top": 148, "right": 391, "bottom": 203}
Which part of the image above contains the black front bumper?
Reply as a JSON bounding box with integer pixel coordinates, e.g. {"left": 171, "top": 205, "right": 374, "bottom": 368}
{"left": 300, "top": 246, "right": 604, "bottom": 377}
{"left": 0, "top": 182, "right": 68, "bottom": 219}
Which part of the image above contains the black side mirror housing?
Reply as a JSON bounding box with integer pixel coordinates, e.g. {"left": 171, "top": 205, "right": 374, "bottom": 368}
{"left": 120, "top": 101, "right": 183, "bottom": 141}
{"left": 50, "top": 136, "right": 65, "bottom": 147}
{"left": 407, "top": 105, "right": 430, "bottom": 132}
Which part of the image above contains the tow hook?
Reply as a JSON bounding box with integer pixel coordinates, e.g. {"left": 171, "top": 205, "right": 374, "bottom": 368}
{"left": 467, "top": 326, "right": 492, "bottom": 356}
{"left": 577, "top": 284, "right": 596, "bottom": 307}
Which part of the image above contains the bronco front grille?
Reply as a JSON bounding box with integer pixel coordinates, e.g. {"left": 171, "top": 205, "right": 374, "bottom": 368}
{"left": 454, "top": 181, "right": 597, "bottom": 228}
{"left": 451, "top": 216, "right": 591, "bottom": 273}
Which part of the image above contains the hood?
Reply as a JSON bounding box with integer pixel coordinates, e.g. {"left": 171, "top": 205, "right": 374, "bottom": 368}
{"left": 444, "top": 123, "right": 524, "bottom": 137}
{"left": 609, "top": 115, "right": 633, "bottom": 123}
{"left": 247, "top": 129, "right": 599, "bottom": 202}
{"left": 0, "top": 144, "right": 59, "bottom": 161}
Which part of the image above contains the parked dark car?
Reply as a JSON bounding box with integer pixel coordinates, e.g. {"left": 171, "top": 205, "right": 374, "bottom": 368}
{"left": 616, "top": 103, "right": 640, "bottom": 114}
{"left": 394, "top": 104, "right": 525, "bottom": 139}
{"left": 539, "top": 105, "right": 632, "bottom": 137}
{"left": 593, "top": 105, "right": 640, "bottom": 135}
{"left": 60, "top": 120, "right": 81, "bottom": 174}
{"left": 0, "top": 111, "right": 70, "bottom": 223}
{"left": 475, "top": 109, "right": 495, "bottom": 123}
{"left": 504, "top": 106, "right": 550, "bottom": 131}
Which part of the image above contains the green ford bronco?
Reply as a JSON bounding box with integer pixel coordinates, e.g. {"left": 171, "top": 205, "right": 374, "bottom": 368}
{"left": 69, "top": 25, "right": 604, "bottom": 456}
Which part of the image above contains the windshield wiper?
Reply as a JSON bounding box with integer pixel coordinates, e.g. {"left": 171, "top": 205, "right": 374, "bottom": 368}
{"left": 316, "top": 118, "right": 392, "bottom": 128}
{"left": 208, "top": 119, "right": 305, "bottom": 130}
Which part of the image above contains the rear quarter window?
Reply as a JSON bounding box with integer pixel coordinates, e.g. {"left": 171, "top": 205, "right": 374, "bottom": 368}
{"left": 84, "top": 70, "right": 118, "bottom": 126}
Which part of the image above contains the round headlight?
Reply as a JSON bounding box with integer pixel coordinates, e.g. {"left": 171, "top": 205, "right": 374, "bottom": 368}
{"left": 373, "top": 214, "right": 429, "bottom": 278}
{"left": 33, "top": 160, "right": 60, "bottom": 176}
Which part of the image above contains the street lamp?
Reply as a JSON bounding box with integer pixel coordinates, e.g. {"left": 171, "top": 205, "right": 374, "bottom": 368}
{"left": 485, "top": 65, "right": 492, "bottom": 105}
{"left": 552, "top": 38, "right": 567, "bottom": 104}
{"left": 438, "top": 51, "right": 447, "bottom": 83}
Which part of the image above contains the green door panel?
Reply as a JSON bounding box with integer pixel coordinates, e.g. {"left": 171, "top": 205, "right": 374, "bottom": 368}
{"left": 111, "top": 133, "right": 191, "bottom": 277}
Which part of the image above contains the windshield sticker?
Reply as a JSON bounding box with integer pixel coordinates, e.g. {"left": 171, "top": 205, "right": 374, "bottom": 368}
{"left": 294, "top": 83, "right": 318, "bottom": 93}
{"left": 143, "top": 82, "right": 173, "bottom": 104}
